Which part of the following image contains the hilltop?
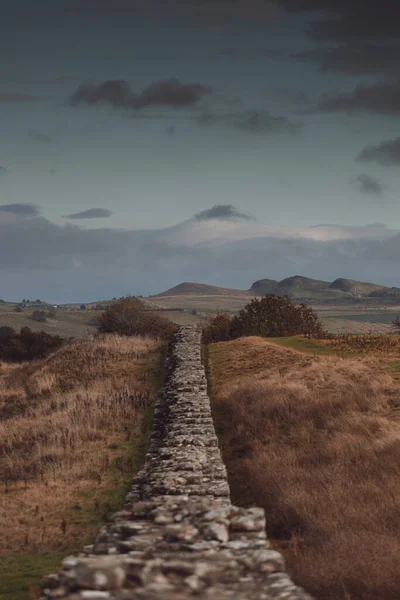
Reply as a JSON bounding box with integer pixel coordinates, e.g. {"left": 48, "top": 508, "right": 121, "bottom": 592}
{"left": 154, "top": 275, "right": 395, "bottom": 304}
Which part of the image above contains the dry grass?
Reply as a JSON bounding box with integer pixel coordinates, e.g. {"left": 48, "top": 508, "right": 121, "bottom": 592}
{"left": 320, "top": 333, "right": 400, "bottom": 356}
{"left": 0, "top": 333, "right": 163, "bottom": 555}
{"left": 207, "top": 336, "right": 400, "bottom": 600}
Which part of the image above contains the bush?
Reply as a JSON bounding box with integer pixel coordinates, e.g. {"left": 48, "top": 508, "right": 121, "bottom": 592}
{"left": 202, "top": 313, "right": 232, "bottom": 344}
{"left": 0, "top": 326, "right": 16, "bottom": 339}
{"left": 31, "top": 310, "right": 47, "bottom": 323}
{"left": 0, "top": 328, "right": 65, "bottom": 362}
{"left": 14, "top": 305, "right": 23, "bottom": 312}
{"left": 96, "top": 298, "right": 177, "bottom": 340}
{"left": 202, "top": 295, "right": 324, "bottom": 343}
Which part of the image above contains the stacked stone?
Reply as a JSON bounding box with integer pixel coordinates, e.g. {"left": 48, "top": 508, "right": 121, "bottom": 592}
{"left": 41, "top": 326, "right": 313, "bottom": 600}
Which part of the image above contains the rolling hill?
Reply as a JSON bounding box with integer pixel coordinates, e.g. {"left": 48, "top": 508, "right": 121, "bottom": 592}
{"left": 152, "top": 275, "right": 398, "bottom": 310}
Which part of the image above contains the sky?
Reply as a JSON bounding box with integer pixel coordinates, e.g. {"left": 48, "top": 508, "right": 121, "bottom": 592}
{"left": 1, "top": 0, "right": 400, "bottom": 302}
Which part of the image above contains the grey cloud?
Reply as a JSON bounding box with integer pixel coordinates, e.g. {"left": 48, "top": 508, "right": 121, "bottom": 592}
{"left": 0, "top": 166, "right": 8, "bottom": 175}
{"left": 28, "top": 129, "right": 53, "bottom": 143}
{"left": 315, "top": 80, "right": 400, "bottom": 116}
{"left": 166, "top": 125, "right": 176, "bottom": 136}
{"left": 265, "top": 87, "right": 312, "bottom": 107}
{"left": 294, "top": 43, "right": 400, "bottom": 77}
{"left": 194, "top": 204, "right": 255, "bottom": 221}
{"left": 69, "top": 78, "right": 212, "bottom": 110}
{"left": 357, "top": 137, "right": 400, "bottom": 166}
{"left": 0, "top": 93, "right": 38, "bottom": 103}
{"left": 350, "top": 173, "right": 384, "bottom": 195}
{"left": 0, "top": 203, "right": 41, "bottom": 216}
{"left": 275, "top": 1, "right": 400, "bottom": 43}
{"left": 231, "top": 109, "right": 302, "bottom": 134}
{"left": 2, "top": 215, "right": 400, "bottom": 302}
{"left": 63, "top": 209, "right": 114, "bottom": 219}
{"left": 196, "top": 108, "right": 302, "bottom": 134}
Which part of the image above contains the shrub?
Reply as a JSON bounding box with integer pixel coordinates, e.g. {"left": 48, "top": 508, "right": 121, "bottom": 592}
{"left": 0, "top": 328, "right": 65, "bottom": 362}
{"left": 0, "top": 326, "right": 16, "bottom": 339}
{"left": 202, "top": 295, "right": 324, "bottom": 343}
{"left": 80, "top": 304, "right": 87, "bottom": 310}
{"left": 230, "top": 295, "right": 324, "bottom": 339}
{"left": 14, "top": 305, "right": 23, "bottom": 312}
{"left": 96, "top": 298, "right": 177, "bottom": 340}
{"left": 31, "top": 310, "right": 47, "bottom": 323}
{"left": 202, "top": 313, "right": 232, "bottom": 344}
{"left": 392, "top": 316, "right": 400, "bottom": 331}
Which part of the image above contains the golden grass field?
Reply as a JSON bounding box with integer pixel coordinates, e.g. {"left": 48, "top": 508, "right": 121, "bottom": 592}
{"left": 206, "top": 335, "right": 400, "bottom": 600}
{"left": 0, "top": 333, "right": 165, "bottom": 600}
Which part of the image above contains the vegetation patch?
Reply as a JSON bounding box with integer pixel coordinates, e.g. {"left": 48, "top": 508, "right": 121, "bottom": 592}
{"left": 0, "top": 333, "right": 166, "bottom": 599}
{"left": 206, "top": 336, "right": 400, "bottom": 600}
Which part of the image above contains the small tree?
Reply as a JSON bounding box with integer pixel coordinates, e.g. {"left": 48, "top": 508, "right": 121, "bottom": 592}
{"left": 392, "top": 316, "right": 400, "bottom": 332}
{"left": 0, "top": 326, "right": 16, "bottom": 339}
{"left": 202, "top": 313, "right": 232, "bottom": 344}
{"left": 80, "top": 304, "right": 87, "bottom": 310}
{"left": 31, "top": 310, "right": 47, "bottom": 323}
{"left": 230, "top": 294, "right": 324, "bottom": 339}
{"left": 97, "top": 297, "right": 176, "bottom": 339}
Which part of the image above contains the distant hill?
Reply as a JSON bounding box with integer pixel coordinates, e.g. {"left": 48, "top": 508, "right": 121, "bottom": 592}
{"left": 154, "top": 275, "right": 397, "bottom": 307}
{"left": 154, "top": 282, "right": 249, "bottom": 297}
{"left": 250, "top": 276, "right": 390, "bottom": 300}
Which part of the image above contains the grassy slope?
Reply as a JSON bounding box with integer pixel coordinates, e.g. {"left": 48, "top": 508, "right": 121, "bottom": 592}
{"left": 0, "top": 303, "right": 97, "bottom": 338}
{"left": 206, "top": 336, "right": 400, "bottom": 600}
{"left": 0, "top": 334, "right": 166, "bottom": 600}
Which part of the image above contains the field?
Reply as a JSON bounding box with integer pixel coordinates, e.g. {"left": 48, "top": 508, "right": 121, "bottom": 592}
{"left": 0, "top": 333, "right": 165, "bottom": 600}
{"left": 206, "top": 335, "right": 400, "bottom": 600}
{"left": 147, "top": 292, "right": 400, "bottom": 334}
{"left": 0, "top": 302, "right": 98, "bottom": 338}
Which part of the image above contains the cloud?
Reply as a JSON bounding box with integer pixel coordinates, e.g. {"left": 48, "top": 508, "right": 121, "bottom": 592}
{"left": 0, "top": 93, "right": 38, "bottom": 103}
{"left": 1, "top": 213, "right": 400, "bottom": 302}
{"left": 28, "top": 129, "right": 53, "bottom": 143}
{"left": 166, "top": 125, "right": 176, "bottom": 136}
{"left": 194, "top": 204, "right": 255, "bottom": 221}
{"left": 0, "top": 204, "right": 40, "bottom": 217}
{"left": 275, "top": 1, "right": 400, "bottom": 43}
{"left": 0, "top": 166, "right": 8, "bottom": 176}
{"left": 350, "top": 173, "right": 384, "bottom": 195}
{"left": 196, "top": 108, "right": 302, "bottom": 134}
{"left": 357, "top": 137, "right": 400, "bottom": 166}
{"left": 264, "top": 87, "right": 312, "bottom": 107}
{"left": 315, "top": 80, "right": 400, "bottom": 116}
{"left": 63, "top": 209, "right": 114, "bottom": 219}
{"left": 294, "top": 43, "right": 400, "bottom": 77}
{"left": 231, "top": 109, "right": 302, "bottom": 134}
{"left": 68, "top": 78, "right": 212, "bottom": 110}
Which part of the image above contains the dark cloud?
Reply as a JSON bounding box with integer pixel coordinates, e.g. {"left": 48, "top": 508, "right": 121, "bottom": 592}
{"left": 0, "top": 204, "right": 40, "bottom": 217}
{"left": 28, "top": 129, "right": 53, "bottom": 143}
{"left": 194, "top": 204, "right": 255, "bottom": 221}
{"left": 315, "top": 80, "right": 400, "bottom": 116}
{"left": 63, "top": 209, "right": 114, "bottom": 220}
{"left": 68, "top": 78, "right": 212, "bottom": 110}
{"left": 0, "top": 93, "right": 38, "bottom": 103}
{"left": 350, "top": 173, "right": 384, "bottom": 195}
{"left": 0, "top": 166, "right": 8, "bottom": 176}
{"left": 357, "top": 137, "right": 400, "bottom": 166}
{"left": 275, "top": 1, "right": 400, "bottom": 43}
{"left": 69, "top": 80, "right": 134, "bottom": 108}
{"left": 294, "top": 43, "right": 400, "bottom": 77}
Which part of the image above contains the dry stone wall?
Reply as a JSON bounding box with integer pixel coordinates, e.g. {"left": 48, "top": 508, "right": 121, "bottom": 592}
{"left": 41, "top": 326, "right": 314, "bottom": 600}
